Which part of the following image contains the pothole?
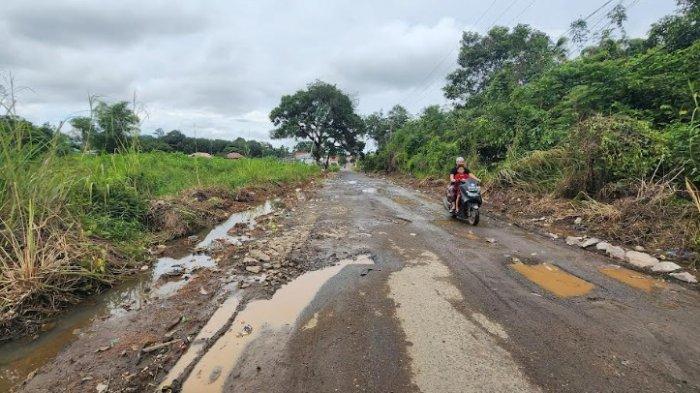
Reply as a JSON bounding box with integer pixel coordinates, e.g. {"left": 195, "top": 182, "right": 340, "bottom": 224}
{"left": 511, "top": 262, "right": 595, "bottom": 298}
{"left": 176, "top": 254, "right": 375, "bottom": 393}
{"left": 599, "top": 265, "right": 666, "bottom": 293}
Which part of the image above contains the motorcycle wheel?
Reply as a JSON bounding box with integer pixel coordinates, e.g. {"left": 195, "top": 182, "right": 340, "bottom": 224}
{"left": 467, "top": 208, "right": 480, "bottom": 226}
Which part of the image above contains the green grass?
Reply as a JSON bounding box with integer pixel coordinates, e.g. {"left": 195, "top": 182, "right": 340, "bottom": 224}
{"left": 62, "top": 152, "right": 319, "bottom": 197}
{"left": 0, "top": 146, "right": 319, "bottom": 333}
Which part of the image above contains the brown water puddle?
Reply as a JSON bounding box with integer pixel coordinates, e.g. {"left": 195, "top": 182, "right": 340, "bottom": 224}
{"left": 0, "top": 203, "right": 275, "bottom": 392}
{"left": 511, "top": 262, "right": 595, "bottom": 298}
{"left": 179, "top": 254, "right": 374, "bottom": 393}
{"left": 599, "top": 266, "right": 666, "bottom": 293}
{"left": 158, "top": 295, "right": 241, "bottom": 391}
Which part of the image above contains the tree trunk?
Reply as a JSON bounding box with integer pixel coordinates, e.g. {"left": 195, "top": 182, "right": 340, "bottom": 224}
{"left": 324, "top": 155, "right": 330, "bottom": 169}
{"left": 311, "top": 140, "right": 323, "bottom": 165}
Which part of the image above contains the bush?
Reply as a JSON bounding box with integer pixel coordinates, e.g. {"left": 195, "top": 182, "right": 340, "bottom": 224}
{"left": 559, "top": 115, "right": 668, "bottom": 197}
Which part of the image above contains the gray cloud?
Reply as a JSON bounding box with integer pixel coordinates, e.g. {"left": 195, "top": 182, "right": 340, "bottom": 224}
{"left": 1, "top": 0, "right": 677, "bottom": 143}
{"left": 4, "top": 1, "right": 206, "bottom": 48}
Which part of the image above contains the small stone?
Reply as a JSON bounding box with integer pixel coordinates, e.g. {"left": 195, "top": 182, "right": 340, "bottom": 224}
{"left": 625, "top": 251, "right": 658, "bottom": 268}
{"left": 579, "top": 238, "right": 600, "bottom": 248}
{"left": 245, "top": 265, "right": 262, "bottom": 274}
{"left": 486, "top": 238, "right": 496, "bottom": 244}
{"left": 596, "top": 241, "right": 611, "bottom": 251}
{"left": 96, "top": 383, "right": 109, "bottom": 393}
{"left": 574, "top": 217, "right": 583, "bottom": 225}
{"left": 565, "top": 236, "right": 583, "bottom": 246}
{"left": 651, "top": 261, "right": 681, "bottom": 273}
{"left": 670, "top": 272, "right": 697, "bottom": 284}
{"left": 140, "top": 265, "right": 149, "bottom": 271}
{"left": 547, "top": 233, "right": 559, "bottom": 240}
{"left": 634, "top": 246, "right": 645, "bottom": 252}
{"left": 243, "top": 257, "right": 258, "bottom": 265}
{"left": 606, "top": 245, "right": 626, "bottom": 260}
{"left": 249, "top": 250, "right": 271, "bottom": 262}
{"left": 262, "top": 262, "right": 272, "bottom": 269}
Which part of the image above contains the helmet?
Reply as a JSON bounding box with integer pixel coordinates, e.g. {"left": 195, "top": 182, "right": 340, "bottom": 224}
{"left": 456, "top": 157, "right": 465, "bottom": 164}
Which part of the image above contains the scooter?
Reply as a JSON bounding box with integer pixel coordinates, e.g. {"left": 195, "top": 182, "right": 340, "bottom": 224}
{"left": 443, "top": 178, "right": 482, "bottom": 225}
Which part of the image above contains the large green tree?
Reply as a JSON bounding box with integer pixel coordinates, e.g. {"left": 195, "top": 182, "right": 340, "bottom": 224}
{"left": 444, "top": 24, "right": 566, "bottom": 103}
{"left": 270, "top": 81, "right": 365, "bottom": 166}
{"left": 365, "top": 104, "right": 409, "bottom": 149}
{"left": 70, "top": 101, "right": 140, "bottom": 152}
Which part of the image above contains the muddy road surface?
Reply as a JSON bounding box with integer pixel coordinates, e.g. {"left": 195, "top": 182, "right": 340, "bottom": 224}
{"left": 13, "top": 171, "right": 700, "bottom": 392}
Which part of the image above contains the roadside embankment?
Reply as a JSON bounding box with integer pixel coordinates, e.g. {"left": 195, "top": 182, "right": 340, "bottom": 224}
{"left": 0, "top": 151, "right": 320, "bottom": 341}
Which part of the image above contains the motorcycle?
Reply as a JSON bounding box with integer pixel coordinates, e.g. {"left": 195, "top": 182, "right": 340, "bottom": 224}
{"left": 443, "top": 178, "right": 482, "bottom": 225}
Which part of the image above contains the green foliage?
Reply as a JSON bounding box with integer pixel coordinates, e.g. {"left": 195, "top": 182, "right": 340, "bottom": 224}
{"left": 444, "top": 24, "right": 566, "bottom": 102}
{"left": 270, "top": 80, "right": 365, "bottom": 166}
{"left": 560, "top": 115, "right": 668, "bottom": 196}
{"left": 56, "top": 152, "right": 319, "bottom": 243}
{"left": 70, "top": 100, "right": 139, "bottom": 152}
{"left": 363, "top": 3, "right": 700, "bottom": 194}
{"left": 364, "top": 105, "right": 409, "bottom": 149}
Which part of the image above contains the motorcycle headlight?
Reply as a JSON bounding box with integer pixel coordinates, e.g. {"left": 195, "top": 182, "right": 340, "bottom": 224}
{"left": 467, "top": 184, "right": 479, "bottom": 192}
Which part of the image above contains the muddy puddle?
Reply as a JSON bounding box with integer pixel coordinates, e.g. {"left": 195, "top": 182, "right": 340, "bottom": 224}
{"left": 177, "top": 254, "right": 374, "bottom": 393}
{"left": 599, "top": 265, "right": 666, "bottom": 293}
{"left": 511, "top": 262, "right": 595, "bottom": 298}
{"left": 0, "top": 202, "right": 274, "bottom": 392}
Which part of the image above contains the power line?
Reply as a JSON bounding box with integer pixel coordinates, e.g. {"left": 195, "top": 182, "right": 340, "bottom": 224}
{"left": 485, "top": 0, "right": 520, "bottom": 30}
{"left": 398, "top": 0, "right": 498, "bottom": 109}
{"left": 508, "top": 0, "right": 536, "bottom": 26}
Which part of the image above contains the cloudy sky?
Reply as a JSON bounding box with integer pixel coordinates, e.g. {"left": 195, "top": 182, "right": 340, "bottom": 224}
{"left": 1, "top": 0, "right": 676, "bottom": 145}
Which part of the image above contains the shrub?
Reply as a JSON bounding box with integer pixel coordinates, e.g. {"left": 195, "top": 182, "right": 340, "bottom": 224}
{"left": 559, "top": 115, "right": 668, "bottom": 197}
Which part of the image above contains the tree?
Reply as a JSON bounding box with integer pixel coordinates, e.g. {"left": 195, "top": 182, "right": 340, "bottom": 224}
{"left": 93, "top": 101, "right": 140, "bottom": 152}
{"left": 293, "top": 141, "right": 314, "bottom": 152}
{"left": 647, "top": 0, "right": 700, "bottom": 51}
{"left": 69, "top": 116, "right": 95, "bottom": 151}
{"left": 270, "top": 80, "right": 365, "bottom": 167}
{"left": 444, "top": 24, "right": 566, "bottom": 103}
{"left": 366, "top": 105, "right": 410, "bottom": 150}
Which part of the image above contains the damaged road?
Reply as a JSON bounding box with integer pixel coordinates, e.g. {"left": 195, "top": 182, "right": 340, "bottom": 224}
{"left": 12, "top": 171, "right": 700, "bottom": 392}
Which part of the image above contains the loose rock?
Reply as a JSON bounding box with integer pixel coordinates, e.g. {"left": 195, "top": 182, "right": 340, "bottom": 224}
{"left": 245, "top": 265, "right": 262, "bottom": 274}
{"left": 670, "top": 272, "right": 698, "bottom": 284}
{"left": 651, "top": 261, "right": 681, "bottom": 273}
{"left": 596, "top": 241, "right": 611, "bottom": 251}
{"left": 566, "top": 236, "right": 583, "bottom": 246}
{"left": 625, "top": 251, "right": 658, "bottom": 268}
{"left": 606, "top": 245, "right": 626, "bottom": 260}
{"left": 579, "top": 238, "right": 600, "bottom": 248}
{"left": 249, "top": 250, "right": 271, "bottom": 262}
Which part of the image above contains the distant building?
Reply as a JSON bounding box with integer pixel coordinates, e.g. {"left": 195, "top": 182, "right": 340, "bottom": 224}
{"left": 226, "top": 152, "right": 245, "bottom": 160}
{"left": 189, "top": 152, "right": 212, "bottom": 158}
{"left": 293, "top": 151, "right": 315, "bottom": 164}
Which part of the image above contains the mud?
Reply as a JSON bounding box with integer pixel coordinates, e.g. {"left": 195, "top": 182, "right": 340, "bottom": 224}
{"left": 511, "top": 262, "right": 595, "bottom": 298}
{"left": 9, "top": 171, "right": 700, "bottom": 393}
{"left": 180, "top": 255, "right": 374, "bottom": 393}
{"left": 599, "top": 265, "right": 666, "bottom": 293}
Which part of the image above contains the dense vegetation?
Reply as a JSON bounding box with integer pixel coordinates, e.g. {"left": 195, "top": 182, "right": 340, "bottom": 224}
{"left": 0, "top": 95, "right": 319, "bottom": 336}
{"left": 361, "top": 1, "right": 699, "bottom": 254}
{"left": 362, "top": 1, "right": 699, "bottom": 190}
{"left": 67, "top": 100, "right": 289, "bottom": 157}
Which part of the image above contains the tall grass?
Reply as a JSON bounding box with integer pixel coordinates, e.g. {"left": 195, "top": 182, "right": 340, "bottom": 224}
{"left": 0, "top": 113, "right": 107, "bottom": 333}
{"left": 1, "top": 137, "right": 318, "bottom": 336}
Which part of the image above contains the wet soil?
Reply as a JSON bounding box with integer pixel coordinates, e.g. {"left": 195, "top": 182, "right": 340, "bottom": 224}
{"left": 9, "top": 171, "right": 700, "bottom": 393}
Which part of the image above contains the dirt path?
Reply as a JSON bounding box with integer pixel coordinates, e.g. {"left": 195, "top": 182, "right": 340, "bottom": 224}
{"left": 15, "top": 171, "right": 700, "bottom": 392}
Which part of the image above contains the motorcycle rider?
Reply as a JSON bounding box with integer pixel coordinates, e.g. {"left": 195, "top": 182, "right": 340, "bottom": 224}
{"left": 449, "top": 157, "right": 479, "bottom": 213}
